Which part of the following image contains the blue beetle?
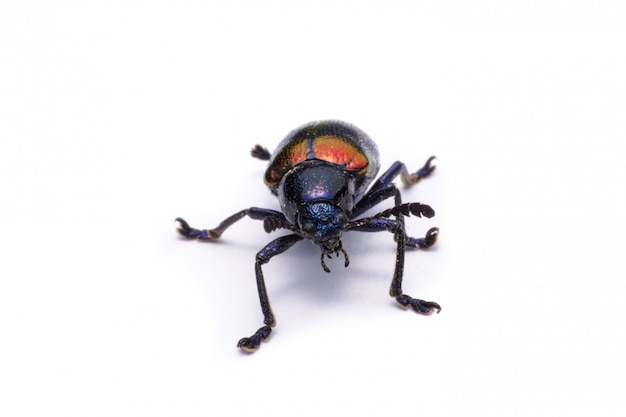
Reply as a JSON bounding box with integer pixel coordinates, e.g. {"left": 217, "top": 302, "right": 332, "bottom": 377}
{"left": 176, "top": 120, "right": 441, "bottom": 352}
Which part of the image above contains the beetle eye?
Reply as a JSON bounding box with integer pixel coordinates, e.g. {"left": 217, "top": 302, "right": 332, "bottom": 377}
{"left": 337, "top": 212, "right": 348, "bottom": 224}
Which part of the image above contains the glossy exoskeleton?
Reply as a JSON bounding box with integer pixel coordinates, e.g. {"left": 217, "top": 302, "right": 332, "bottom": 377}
{"left": 176, "top": 120, "right": 441, "bottom": 352}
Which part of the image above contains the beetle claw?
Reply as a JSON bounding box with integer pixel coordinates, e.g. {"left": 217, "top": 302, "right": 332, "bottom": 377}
{"left": 175, "top": 217, "right": 201, "bottom": 239}
{"left": 395, "top": 294, "right": 442, "bottom": 315}
{"left": 417, "top": 156, "right": 437, "bottom": 179}
{"left": 175, "top": 217, "right": 221, "bottom": 240}
{"left": 237, "top": 325, "right": 272, "bottom": 352}
{"left": 405, "top": 227, "right": 439, "bottom": 249}
{"left": 400, "top": 156, "right": 436, "bottom": 185}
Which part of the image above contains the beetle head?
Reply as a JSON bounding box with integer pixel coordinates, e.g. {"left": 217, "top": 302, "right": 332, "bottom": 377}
{"left": 295, "top": 202, "right": 349, "bottom": 272}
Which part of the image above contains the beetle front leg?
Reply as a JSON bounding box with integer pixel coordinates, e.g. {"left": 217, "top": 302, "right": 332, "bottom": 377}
{"left": 347, "top": 218, "right": 441, "bottom": 315}
{"left": 237, "top": 234, "right": 303, "bottom": 353}
{"left": 175, "top": 207, "right": 292, "bottom": 241}
{"left": 390, "top": 224, "right": 441, "bottom": 315}
{"left": 404, "top": 227, "right": 439, "bottom": 249}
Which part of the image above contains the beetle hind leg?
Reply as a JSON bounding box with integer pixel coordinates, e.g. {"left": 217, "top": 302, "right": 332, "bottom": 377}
{"left": 400, "top": 156, "right": 437, "bottom": 186}
{"left": 350, "top": 156, "right": 437, "bottom": 220}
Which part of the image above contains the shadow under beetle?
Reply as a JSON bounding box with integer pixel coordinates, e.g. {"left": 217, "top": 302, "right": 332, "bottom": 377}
{"left": 176, "top": 120, "right": 441, "bottom": 352}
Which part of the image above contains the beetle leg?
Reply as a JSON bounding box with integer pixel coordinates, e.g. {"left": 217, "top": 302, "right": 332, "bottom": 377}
{"left": 237, "top": 234, "right": 303, "bottom": 353}
{"left": 237, "top": 326, "right": 272, "bottom": 353}
{"left": 346, "top": 217, "right": 441, "bottom": 315}
{"left": 351, "top": 157, "right": 435, "bottom": 220}
{"left": 401, "top": 156, "right": 437, "bottom": 186}
{"left": 350, "top": 183, "right": 398, "bottom": 219}
{"left": 174, "top": 217, "right": 214, "bottom": 240}
{"left": 175, "top": 208, "right": 292, "bottom": 241}
{"left": 352, "top": 158, "right": 439, "bottom": 249}
{"left": 371, "top": 156, "right": 435, "bottom": 187}
{"left": 395, "top": 294, "right": 442, "bottom": 314}
{"left": 368, "top": 202, "right": 438, "bottom": 249}
{"left": 389, "top": 222, "right": 441, "bottom": 314}
{"left": 250, "top": 144, "right": 271, "bottom": 161}
{"left": 404, "top": 227, "right": 439, "bottom": 249}
{"left": 352, "top": 184, "right": 412, "bottom": 264}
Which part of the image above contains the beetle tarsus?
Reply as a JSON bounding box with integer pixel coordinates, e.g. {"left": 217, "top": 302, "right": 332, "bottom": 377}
{"left": 395, "top": 294, "right": 441, "bottom": 315}
{"left": 251, "top": 144, "right": 272, "bottom": 161}
{"left": 237, "top": 325, "right": 272, "bottom": 352}
{"left": 399, "top": 156, "right": 436, "bottom": 185}
{"left": 416, "top": 156, "right": 437, "bottom": 179}
{"left": 406, "top": 227, "right": 439, "bottom": 249}
{"left": 263, "top": 216, "right": 291, "bottom": 233}
{"left": 175, "top": 217, "right": 221, "bottom": 240}
{"left": 372, "top": 203, "right": 434, "bottom": 222}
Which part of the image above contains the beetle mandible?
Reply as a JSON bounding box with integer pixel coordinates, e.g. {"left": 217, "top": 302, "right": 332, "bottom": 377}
{"left": 176, "top": 120, "right": 441, "bottom": 352}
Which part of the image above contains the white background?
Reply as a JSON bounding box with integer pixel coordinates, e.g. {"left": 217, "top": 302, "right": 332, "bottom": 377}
{"left": 2, "top": 1, "right": 625, "bottom": 416}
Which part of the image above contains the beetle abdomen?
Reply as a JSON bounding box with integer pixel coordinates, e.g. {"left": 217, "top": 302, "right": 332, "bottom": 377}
{"left": 264, "top": 120, "right": 380, "bottom": 192}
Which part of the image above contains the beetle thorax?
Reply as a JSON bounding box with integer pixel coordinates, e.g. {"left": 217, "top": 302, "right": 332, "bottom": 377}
{"left": 278, "top": 160, "right": 355, "bottom": 223}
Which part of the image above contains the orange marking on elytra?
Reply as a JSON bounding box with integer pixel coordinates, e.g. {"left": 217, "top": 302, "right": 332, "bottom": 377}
{"left": 312, "top": 136, "right": 368, "bottom": 173}
{"left": 265, "top": 140, "right": 308, "bottom": 186}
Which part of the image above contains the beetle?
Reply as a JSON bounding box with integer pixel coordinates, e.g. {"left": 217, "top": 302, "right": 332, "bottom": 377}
{"left": 176, "top": 120, "right": 441, "bottom": 352}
